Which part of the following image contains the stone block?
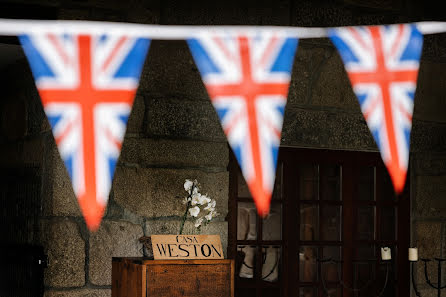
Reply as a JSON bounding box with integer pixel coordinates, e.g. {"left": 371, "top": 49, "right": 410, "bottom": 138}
{"left": 158, "top": 1, "right": 262, "bottom": 25}
{"left": 414, "top": 221, "right": 442, "bottom": 285}
{"left": 145, "top": 220, "right": 228, "bottom": 257}
{"left": 290, "top": 1, "right": 354, "bottom": 27}
{"left": 414, "top": 176, "right": 446, "bottom": 218}
{"left": 124, "top": 0, "right": 160, "bottom": 24}
{"left": 433, "top": 33, "right": 446, "bottom": 60}
{"left": 44, "top": 289, "right": 111, "bottom": 297}
{"left": 0, "top": 99, "right": 27, "bottom": 140}
{"left": 58, "top": 6, "right": 129, "bottom": 22}
{"left": 21, "top": 137, "right": 45, "bottom": 164}
{"left": 145, "top": 219, "right": 181, "bottom": 235}
{"left": 8, "top": 0, "right": 59, "bottom": 6}
{"left": 416, "top": 288, "right": 437, "bottom": 297}
{"left": 281, "top": 108, "right": 376, "bottom": 150}
{"left": 90, "top": 8, "right": 127, "bottom": 22}
{"left": 25, "top": 91, "right": 47, "bottom": 137}
{"left": 310, "top": 50, "right": 360, "bottom": 112}
{"left": 89, "top": 220, "right": 144, "bottom": 286}
{"left": 0, "top": 60, "right": 43, "bottom": 136}
{"left": 62, "top": 0, "right": 161, "bottom": 23}
{"left": 411, "top": 120, "right": 446, "bottom": 153}
{"left": 342, "top": 0, "right": 402, "bottom": 10}
{"left": 156, "top": 1, "right": 287, "bottom": 26}
{"left": 421, "top": 33, "right": 446, "bottom": 62}
{"left": 421, "top": 35, "right": 438, "bottom": 61}
{"left": 57, "top": 8, "right": 91, "bottom": 20}
{"left": 0, "top": 143, "right": 19, "bottom": 166}
{"left": 49, "top": 143, "right": 81, "bottom": 216}
{"left": 104, "top": 198, "right": 143, "bottom": 224}
{"left": 41, "top": 116, "right": 52, "bottom": 133}
{"left": 0, "top": 137, "right": 44, "bottom": 166}
{"left": 113, "top": 167, "right": 229, "bottom": 218}
{"left": 125, "top": 95, "right": 145, "bottom": 134}
{"left": 139, "top": 40, "right": 209, "bottom": 100}
{"left": 40, "top": 219, "right": 85, "bottom": 288}
{"left": 40, "top": 135, "right": 54, "bottom": 217}
{"left": 119, "top": 138, "right": 228, "bottom": 168}
{"left": 288, "top": 45, "right": 326, "bottom": 107}
{"left": 1, "top": 60, "right": 44, "bottom": 137}
{"left": 290, "top": 0, "right": 387, "bottom": 27}
{"left": 413, "top": 153, "right": 446, "bottom": 176}
{"left": 257, "top": 0, "right": 290, "bottom": 25}
{"left": 61, "top": 0, "right": 123, "bottom": 9}
{"left": 414, "top": 61, "right": 446, "bottom": 123}
{"left": 144, "top": 97, "right": 225, "bottom": 141}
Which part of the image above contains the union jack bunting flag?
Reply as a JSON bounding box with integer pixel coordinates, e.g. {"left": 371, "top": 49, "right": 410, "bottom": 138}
{"left": 20, "top": 32, "right": 150, "bottom": 230}
{"left": 188, "top": 32, "right": 298, "bottom": 215}
{"left": 329, "top": 24, "right": 423, "bottom": 194}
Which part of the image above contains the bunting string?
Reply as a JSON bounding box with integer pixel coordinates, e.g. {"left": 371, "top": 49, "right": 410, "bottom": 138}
{"left": 0, "top": 18, "right": 442, "bottom": 230}
{"left": 1, "top": 19, "right": 446, "bottom": 38}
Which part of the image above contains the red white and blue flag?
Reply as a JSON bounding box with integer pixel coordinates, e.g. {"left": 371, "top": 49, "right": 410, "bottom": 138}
{"left": 20, "top": 32, "right": 150, "bottom": 230}
{"left": 188, "top": 32, "right": 298, "bottom": 215}
{"left": 329, "top": 24, "right": 423, "bottom": 193}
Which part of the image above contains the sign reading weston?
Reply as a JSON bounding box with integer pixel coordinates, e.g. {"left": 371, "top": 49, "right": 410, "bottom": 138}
{"left": 151, "top": 235, "right": 224, "bottom": 260}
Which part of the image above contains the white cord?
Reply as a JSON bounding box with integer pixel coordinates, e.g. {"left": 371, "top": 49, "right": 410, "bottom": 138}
{"left": 0, "top": 18, "right": 445, "bottom": 39}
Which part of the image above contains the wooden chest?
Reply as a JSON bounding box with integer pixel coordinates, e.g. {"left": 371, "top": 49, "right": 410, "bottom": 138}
{"left": 112, "top": 257, "right": 234, "bottom": 297}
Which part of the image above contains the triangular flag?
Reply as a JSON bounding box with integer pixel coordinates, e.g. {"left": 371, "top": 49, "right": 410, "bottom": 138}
{"left": 20, "top": 32, "right": 150, "bottom": 230}
{"left": 188, "top": 31, "right": 298, "bottom": 216}
{"left": 329, "top": 24, "right": 423, "bottom": 194}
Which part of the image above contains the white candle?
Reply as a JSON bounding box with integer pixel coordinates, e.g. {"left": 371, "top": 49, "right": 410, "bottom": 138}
{"left": 381, "top": 247, "right": 391, "bottom": 260}
{"left": 409, "top": 248, "right": 418, "bottom": 261}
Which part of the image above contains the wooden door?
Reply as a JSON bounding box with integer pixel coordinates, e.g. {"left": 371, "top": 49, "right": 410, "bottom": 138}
{"left": 229, "top": 148, "right": 410, "bottom": 297}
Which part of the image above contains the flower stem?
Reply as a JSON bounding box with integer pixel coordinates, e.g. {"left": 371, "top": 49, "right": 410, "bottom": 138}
{"left": 179, "top": 201, "right": 190, "bottom": 235}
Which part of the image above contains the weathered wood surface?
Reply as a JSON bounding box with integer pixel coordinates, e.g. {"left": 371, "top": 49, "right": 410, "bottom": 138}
{"left": 112, "top": 258, "right": 146, "bottom": 297}
{"left": 112, "top": 258, "right": 234, "bottom": 297}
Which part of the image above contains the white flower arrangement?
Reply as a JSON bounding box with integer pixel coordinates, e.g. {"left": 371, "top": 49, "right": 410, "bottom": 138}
{"left": 179, "top": 179, "right": 219, "bottom": 234}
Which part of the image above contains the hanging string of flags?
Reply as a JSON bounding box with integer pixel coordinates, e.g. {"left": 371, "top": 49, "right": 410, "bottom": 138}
{"left": 0, "top": 18, "right": 438, "bottom": 230}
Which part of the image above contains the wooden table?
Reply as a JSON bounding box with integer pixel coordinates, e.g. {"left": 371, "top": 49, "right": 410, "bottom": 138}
{"left": 112, "top": 257, "right": 234, "bottom": 297}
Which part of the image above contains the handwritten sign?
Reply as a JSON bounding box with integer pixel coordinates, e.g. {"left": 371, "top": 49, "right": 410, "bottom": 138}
{"left": 151, "top": 235, "right": 224, "bottom": 260}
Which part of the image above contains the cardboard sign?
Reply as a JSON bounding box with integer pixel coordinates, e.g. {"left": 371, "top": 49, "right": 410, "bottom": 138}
{"left": 151, "top": 235, "right": 224, "bottom": 260}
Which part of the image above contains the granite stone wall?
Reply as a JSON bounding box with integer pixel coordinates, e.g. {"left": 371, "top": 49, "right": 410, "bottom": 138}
{"left": 1, "top": 0, "right": 446, "bottom": 296}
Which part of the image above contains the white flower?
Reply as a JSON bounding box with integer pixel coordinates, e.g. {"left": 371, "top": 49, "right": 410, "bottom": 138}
{"left": 184, "top": 180, "right": 193, "bottom": 193}
{"left": 204, "top": 199, "right": 216, "bottom": 211}
{"left": 198, "top": 194, "right": 211, "bottom": 205}
{"left": 191, "top": 193, "right": 201, "bottom": 205}
{"left": 195, "top": 217, "right": 204, "bottom": 228}
{"left": 189, "top": 206, "right": 200, "bottom": 217}
{"left": 179, "top": 179, "right": 217, "bottom": 232}
{"left": 205, "top": 209, "right": 218, "bottom": 221}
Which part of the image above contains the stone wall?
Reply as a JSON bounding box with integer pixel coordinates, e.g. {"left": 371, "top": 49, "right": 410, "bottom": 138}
{"left": 1, "top": 0, "right": 446, "bottom": 296}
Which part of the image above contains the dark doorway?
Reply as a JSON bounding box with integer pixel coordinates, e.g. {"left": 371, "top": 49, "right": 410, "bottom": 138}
{"left": 229, "top": 147, "right": 410, "bottom": 297}
{"left": 0, "top": 167, "right": 46, "bottom": 297}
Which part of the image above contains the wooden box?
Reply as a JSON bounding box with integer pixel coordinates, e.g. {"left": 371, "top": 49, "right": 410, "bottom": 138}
{"left": 112, "top": 257, "right": 234, "bottom": 297}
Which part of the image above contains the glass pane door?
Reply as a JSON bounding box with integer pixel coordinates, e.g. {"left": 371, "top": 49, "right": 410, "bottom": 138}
{"left": 229, "top": 148, "right": 410, "bottom": 297}
{"left": 297, "top": 163, "right": 343, "bottom": 297}
{"left": 235, "top": 162, "right": 283, "bottom": 297}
